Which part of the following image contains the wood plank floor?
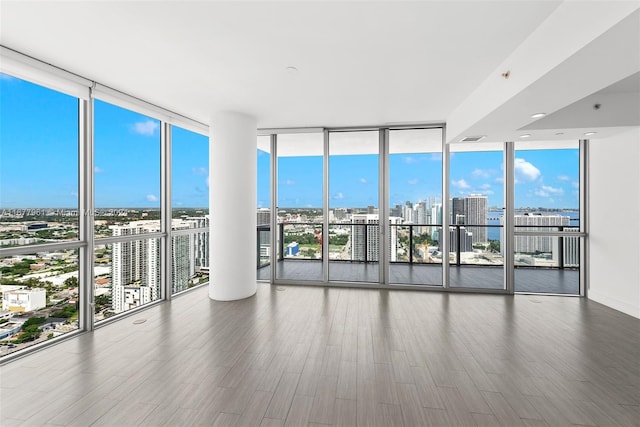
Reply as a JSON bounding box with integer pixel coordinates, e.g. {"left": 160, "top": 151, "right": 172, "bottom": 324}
{"left": 1, "top": 283, "right": 638, "bottom": 426}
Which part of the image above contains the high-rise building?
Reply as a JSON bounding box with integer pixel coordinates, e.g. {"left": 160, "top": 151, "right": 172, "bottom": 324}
{"left": 332, "top": 208, "right": 349, "bottom": 221}
{"left": 350, "top": 214, "right": 400, "bottom": 262}
{"left": 110, "top": 221, "right": 161, "bottom": 313}
{"left": 564, "top": 227, "right": 580, "bottom": 267}
{"left": 171, "top": 216, "right": 210, "bottom": 293}
{"left": 466, "top": 195, "right": 488, "bottom": 243}
{"left": 184, "top": 216, "right": 209, "bottom": 272}
{"left": 390, "top": 204, "right": 403, "bottom": 218}
{"left": 256, "top": 208, "right": 271, "bottom": 226}
{"left": 415, "top": 201, "right": 427, "bottom": 224}
{"left": 111, "top": 217, "right": 208, "bottom": 312}
{"left": 452, "top": 198, "right": 466, "bottom": 224}
{"left": 403, "top": 201, "right": 414, "bottom": 223}
{"left": 449, "top": 227, "right": 473, "bottom": 252}
{"left": 510, "top": 214, "right": 570, "bottom": 254}
{"left": 452, "top": 195, "right": 488, "bottom": 243}
{"left": 414, "top": 200, "right": 428, "bottom": 234}
{"left": 430, "top": 203, "right": 443, "bottom": 242}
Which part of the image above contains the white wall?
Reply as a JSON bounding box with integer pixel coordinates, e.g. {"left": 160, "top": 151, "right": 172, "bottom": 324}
{"left": 588, "top": 127, "right": 640, "bottom": 318}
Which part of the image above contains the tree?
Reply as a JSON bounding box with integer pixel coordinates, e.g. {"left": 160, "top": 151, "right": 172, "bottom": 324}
{"left": 51, "top": 305, "right": 78, "bottom": 319}
{"left": 488, "top": 240, "right": 500, "bottom": 253}
{"left": 15, "top": 317, "right": 46, "bottom": 343}
{"left": 63, "top": 276, "right": 78, "bottom": 289}
{"left": 95, "top": 294, "right": 110, "bottom": 305}
{"left": 329, "top": 234, "right": 349, "bottom": 246}
{"left": 301, "top": 248, "right": 316, "bottom": 258}
{"left": 22, "top": 317, "right": 46, "bottom": 328}
{"left": 94, "top": 294, "right": 111, "bottom": 313}
{"left": 0, "top": 260, "right": 36, "bottom": 276}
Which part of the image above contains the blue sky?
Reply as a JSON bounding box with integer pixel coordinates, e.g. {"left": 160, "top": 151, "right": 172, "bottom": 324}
{"left": 2, "top": 73, "right": 579, "bottom": 210}
{"left": 264, "top": 148, "right": 578, "bottom": 210}
{"left": 1, "top": 74, "right": 209, "bottom": 208}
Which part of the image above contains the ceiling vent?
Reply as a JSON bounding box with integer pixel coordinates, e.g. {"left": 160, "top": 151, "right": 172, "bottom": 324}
{"left": 459, "top": 135, "right": 486, "bottom": 142}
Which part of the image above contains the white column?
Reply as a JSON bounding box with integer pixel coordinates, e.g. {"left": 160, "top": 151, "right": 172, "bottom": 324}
{"left": 209, "top": 111, "right": 257, "bottom": 301}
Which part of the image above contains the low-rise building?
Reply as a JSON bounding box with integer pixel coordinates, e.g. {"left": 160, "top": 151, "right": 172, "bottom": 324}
{"left": 2, "top": 288, "right": 46, "bottom": 313}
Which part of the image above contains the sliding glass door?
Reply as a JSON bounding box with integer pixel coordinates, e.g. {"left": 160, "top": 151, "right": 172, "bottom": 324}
{"left": 275, "top": 133, "right": 324, "bottom": 282}
{"left": 328, "top": 130, "right": 380, "bottom": 283}
{"left": 448, "top": 142, "right": 505, "bottom": 290}
{"left": 265, "top": 129, "right": 584, "bottom": 295}
{"left": 257, "top": 135, "right": 271, "bottom": 280}
{"left": 513, "top": 140, "right": 582, "bottom": 294}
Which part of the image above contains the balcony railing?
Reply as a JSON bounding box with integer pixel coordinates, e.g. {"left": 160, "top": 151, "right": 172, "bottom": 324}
{"left": 514, "top": 224, "right": 580, "bottom": 269}
{"left": 257, "top": 223, "right": 581, "bottom": 270}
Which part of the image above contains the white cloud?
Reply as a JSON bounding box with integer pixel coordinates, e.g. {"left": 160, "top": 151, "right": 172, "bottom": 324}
{"left": 558, "top": 175, "right": 570, "bottom": 182}
{"left": 514, "top": 158, "right": 541, "bottom": 182}
{"left": 333, "top": 192, "right": 345, "bottom": 199}
{"left": 472, "top": 169, "right": 492, "bottom": 179}
{"left": 146, "top": 194, "right": 159, "bottom": 202}
{"left": 94, "top": 166, "right": 104, "bottom": 173}
{"left": 205, "top": 175, "right": 209, "bottom": 188}
{"left": 430, "top": 153, "right": 442, "bottom": 161}
{"left": 452, "top": 179, "right": 470, "bottom": 189}
{"left": 403, "top": 156, "right": 418, "bottom": 164}
{"left": 131, "top": 120, "right": 159, "bottom": 136}
{"left": 283, "top": 179, "right": 295, "bottom": 185}
{"left": 534, "top": 185, "right": 564, "bottom": 197}
{"left": 543, "top": 185, "right": 564, "bottom": 195}
{"left": 360, "top": 178, "right": 368, "bottom": 184}
{"left": 495, "top": 177, "right": 504, "bottom": 184}
{"left": 480, "top": 183, "right": 492, "bottom": 190}
{"left": 572, "top": 181, "right": 579, "bottom": 189}
{"left": 407, "top": 179, "right": 419, "bottom": 185}
{"left": 192, "top": 167, "right": 207, "bottom": 176}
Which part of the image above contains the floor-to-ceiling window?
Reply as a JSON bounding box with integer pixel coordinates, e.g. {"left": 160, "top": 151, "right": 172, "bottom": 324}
{"left": 328, "top": 130, "right": 380, "bottom": 283}
{"left": 0, "top": 51, "right": 217, "bottom": 361}
{"left": 257, "top": 135, "right": 271, "bottom": 280}
{"left": 93, "top": 100, "right": 162, "bottom": 318}
{"left": 171, "top": 126, "right": 209, "bottom": 295}
{"left": 0, "top": 73, "right": 81, "bottom": 356}
{"left": 275, "top": 132, "right": 324, "bottom": 281}
{"left": 449, "top": 142, "right": 505, "bottom": 290}
{"left": 388, "top": 128, "right": 443, "bottom": 286}
{"left": 513, "top": 140, "right": 581, "bottom": 294}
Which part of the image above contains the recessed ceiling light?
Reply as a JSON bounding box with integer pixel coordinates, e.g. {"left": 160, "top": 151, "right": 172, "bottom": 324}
{"left": 520, "top": 134, "right": 531, "bottom": 138}
{"left": 530, "top": 113, "right": 546, "bottom": 119}
{"left": 584, "top": 131, "right": 597, "bottom": 136}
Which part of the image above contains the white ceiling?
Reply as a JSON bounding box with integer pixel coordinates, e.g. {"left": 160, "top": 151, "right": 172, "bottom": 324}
{"left": 1, "top": 1, "right": 638, "bottom": 143}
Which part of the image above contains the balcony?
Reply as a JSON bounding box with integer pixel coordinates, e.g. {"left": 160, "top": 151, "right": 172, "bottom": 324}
{"left": 257, "top": 223, "right": 580, "bottom": 294}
